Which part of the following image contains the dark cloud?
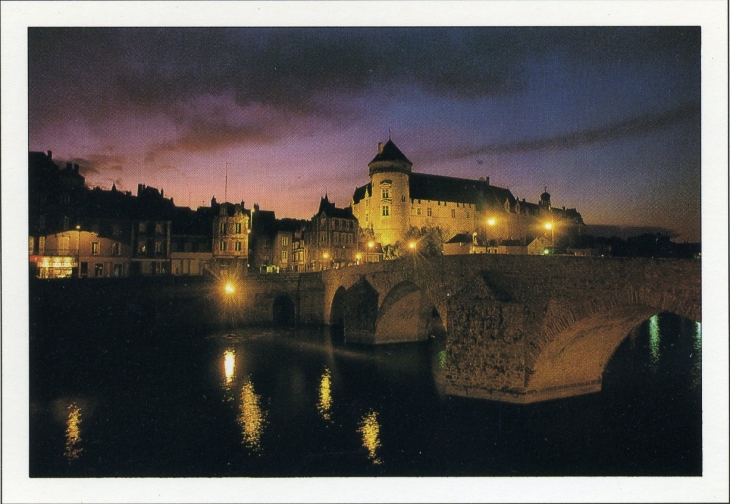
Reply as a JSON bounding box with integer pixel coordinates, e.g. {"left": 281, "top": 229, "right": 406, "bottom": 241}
{"left": 65, "top": 154, "right": 127, "bottom": 175}
{"left": 452, "top": 102, "right": 700, "bottom": 157}
{"left": 144, "top": 120, "right": 275, "bottom": 163}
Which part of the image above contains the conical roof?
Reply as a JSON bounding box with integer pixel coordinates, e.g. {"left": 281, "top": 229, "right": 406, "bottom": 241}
{"left": 369, "top": 139, "right": 412, "bottom": 165}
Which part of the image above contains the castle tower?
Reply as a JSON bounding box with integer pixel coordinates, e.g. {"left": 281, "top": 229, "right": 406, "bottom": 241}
{"left": 539, "top": 186, "right": 552, "bottom": 214}
{"left": 368, "top": 139, "right": 412, "bottom": 246}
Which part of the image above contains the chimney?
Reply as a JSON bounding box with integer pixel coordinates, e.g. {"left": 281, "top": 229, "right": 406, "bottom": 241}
{"left": 378, "top": 142, "right": 384, "bottom": 154}
{"left": 74, "top": 163, "right": 79, "bottom": 173}
{"left": 486, "top": 176, "right": 490, "bottom": 186}
{"left": 47, "top": 150, "right": 52, "bottom": 160}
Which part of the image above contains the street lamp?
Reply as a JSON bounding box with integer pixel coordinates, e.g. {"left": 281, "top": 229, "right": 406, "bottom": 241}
{"left": 367, "top": 240, "right": 374, "bottom": 263}
{"left": 545, "top": 221, "right": 554, "bottom": 249}
{"left": 322, "top": 251, "right": 330, "bottom": 270}
{"left": 76, "top": 224, "right": 81, "bottom": 278}
{"left": 486, "top": 218, "right": 496, "bottom": 250}
{"left": 355, "top": 252, "right": 362, "bottom": 265}
{"left": 408, "top": 241, "right": 417, "bottom": 252}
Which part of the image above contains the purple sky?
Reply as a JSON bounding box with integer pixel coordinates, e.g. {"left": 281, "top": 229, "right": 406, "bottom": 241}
{"left": 28, "top": 27, "right": 701, "bottom": 241}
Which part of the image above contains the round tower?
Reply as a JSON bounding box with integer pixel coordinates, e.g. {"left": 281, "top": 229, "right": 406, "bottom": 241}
{"left": 368, "top": 139, "right": 412, "bottom": 246}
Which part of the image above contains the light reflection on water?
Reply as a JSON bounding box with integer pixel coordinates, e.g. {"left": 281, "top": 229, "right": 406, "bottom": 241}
{"left": 317, "top": 367, "right": 333, "bottom": 422}
{"left": 692, "top": 321, "right": 702, "bottom": 388}
{"left": 358, "top": 410, "right": 383, "bottom": 465}
{"left": 223, "top": 349, "right": 236, "bottom": 385}
{"left": 64, "top": 403, "right": 83, "bottom": 461}
{"left": 237, "top": 379, "right": 267, "bottom": 451}
{"left": 648, "top": 314, "right": 661, "bottom": 369}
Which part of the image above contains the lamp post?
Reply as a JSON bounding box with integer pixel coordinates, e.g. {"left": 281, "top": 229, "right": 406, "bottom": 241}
{"left": 75, "top": 224, "right": 81, "bottom": 278}
{"left": 486, "top": 218, "right": 496, "bottom": 251}
{"left": 545, "top": 221, "right": 554, "bottom": 249}
{"left": 355, "top": 252, "right": 362, "bottom": 265}
{"left": 322, "top": 251, "right": 329, "bottom": 271}
{"left": 367, "top": 240, "right": 374, "bottom": 263}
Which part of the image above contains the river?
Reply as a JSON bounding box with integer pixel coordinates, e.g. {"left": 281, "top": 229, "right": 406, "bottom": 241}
{"left": 29, "top": 311, "right": 701, "bottom": 477}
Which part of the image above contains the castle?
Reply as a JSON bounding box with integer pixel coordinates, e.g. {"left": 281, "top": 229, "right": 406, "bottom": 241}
{"left": 350, "top": 139, "right": 585, "bottom": 248}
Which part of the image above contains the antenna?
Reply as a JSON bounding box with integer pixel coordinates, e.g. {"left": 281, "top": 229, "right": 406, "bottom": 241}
{"left": 225, "top": 162, "right": 230, "bottom": 202}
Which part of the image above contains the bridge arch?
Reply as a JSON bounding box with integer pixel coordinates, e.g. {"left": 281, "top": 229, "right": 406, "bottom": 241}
{"left": 272, "top": 294, "right": 296, "bottom": 327}
{"left": 374, "top": 280, "right": 439, "bottom": 344}
{"left": 341, "top": 278, "right": 379, "bottom": 344}
{"left": 329, "top": 286, "right": 347, "bottom": 326}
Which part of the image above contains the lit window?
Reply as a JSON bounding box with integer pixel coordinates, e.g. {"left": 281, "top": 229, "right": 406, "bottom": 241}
{"left": 427, "top": 207, "right": 432, "bottom": 217}
{"left": 29, "top": 237, "right": 34, "bottom": 256}
{"left": 220, "top": 222, "right": 226, "bottom": 234}
{"left": 282, "top": 236, "right": 289, "bottom": 246}
{"left": 401, "top": 195, "right": 405, "bottom": 202}
{"left": 39, "top": 237, "right": 45, "bottom": 254}
{"left": 417, "top": 208, "right": 422, "bottom": 216}
{"left": 219, "top": 241, "right": 226, "bottom": 251}
{"left": 281, "top": 250, "right": 288, "bottom": 262}
{"left": 138, "top": 243, "right": 146, "bottom": 254}
{"left": 382, "top": 206, "right": 390, "bottom": 217}
{"left": 235, "top": 223, "right": 242, "bottom": 234}
{"left": 91, "top": 242, "right": 100, "bottom": 255}
{"left": 451, "top": 209, "right": 456, "bottom": 218}
{"left": 235, "top": 241, "right": 242, "bottom": 251}
{"left": 382, "top": 188, "right": 390, "bottom": 199}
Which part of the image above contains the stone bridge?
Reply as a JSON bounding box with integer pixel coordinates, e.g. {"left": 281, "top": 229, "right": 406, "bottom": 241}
{"left": 234, "top": 254, "right": 701, "bottom": 403}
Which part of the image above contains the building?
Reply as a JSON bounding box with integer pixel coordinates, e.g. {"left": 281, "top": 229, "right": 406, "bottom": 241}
{"left": 209, "top": 198, "right": 250, "bottom": 273}
{"left": 293, "top": 195, "right": 359, "bottom": 271}
{"left": 442, "top": 233, "right": 486, "bottom": 256}
{"left": 351, "top": 139, "right": 586, "bottom": 249}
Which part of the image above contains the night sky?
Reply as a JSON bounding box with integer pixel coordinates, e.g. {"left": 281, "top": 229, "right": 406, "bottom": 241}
{"left": 28, "top": 26, "right": 701, "bottom": 240}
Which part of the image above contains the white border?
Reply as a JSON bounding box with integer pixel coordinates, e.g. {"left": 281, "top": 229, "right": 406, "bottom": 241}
{"left": 2, "top": 2, "right": 728, "bottom": 503}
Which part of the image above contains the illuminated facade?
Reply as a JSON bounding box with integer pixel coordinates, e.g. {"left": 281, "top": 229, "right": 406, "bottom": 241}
{"left": 210, "top": 198, "right": 250, "bottom": 272}
{"left": 351, "top": 140, "right": 586, "bottom": 249}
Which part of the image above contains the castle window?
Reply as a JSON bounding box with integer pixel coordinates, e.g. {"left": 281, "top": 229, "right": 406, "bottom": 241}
{"left": 219, "top": 241, "right": 226, "bottom": 251}
{"left": 451, "top": 209, "right": 456, "bottom": 218}
{"left": 281, "top": 250, "right": 288, "bottom": 262}
{"left": 235, "top": 223, "right": 242, "bottom": 234}
{"left": 401, "top": 195, "right": 405, "bottom": 202}
{"left": 427, "top": 207, "right": 432, "bottom": 217}
{"left": 382, "top": 205, "right": 390, "bottom": 217}
{"left": 417, "top": 208, "right": 421, "bottom": 216}
{"left": 282, "top": 236, "right": 289, "bottom": 246}
{"left": 382, "top": 188, "right": 390, "bottom": 199}
{"left": 220, "top": 222, "right": 226, "bottom": 234}
{"left": 235, "top": 241, "right": 242, "bottom": 252}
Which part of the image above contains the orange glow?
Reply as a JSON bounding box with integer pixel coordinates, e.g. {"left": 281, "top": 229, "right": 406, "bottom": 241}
{"left": 223, "top": 349, "right": 236, "bottom": 384}
{"left": 358, "top": 410, "right": 383, "bottom": 465}
{"left": 64, "top": 403, "right": 83, "bottom": 461}
{"left": 367, "top": 241, "right": 375, "bottom": 249}
{"left": 224, "top": 282, "right": 235, "bottom": 294}
{"left": 408, "top": 241, "right": 416, "bottom": 250}
{"left": 317, "top": 367, "right": 333, "bottom": 422}
{"left": 544, "top": 222, "right": 553, "bottom": 230}
{"left": 487, "top": 218, "right": 496, "bottom": 226}
{"left": 238, "top": 379, "right": 267, "bottom": 451}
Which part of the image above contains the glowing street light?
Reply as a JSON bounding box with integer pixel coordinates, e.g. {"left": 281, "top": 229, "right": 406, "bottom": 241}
{"left": 545, "top": 221, "right": 554, "bottom": 247}
{"left": 224, "top": 282, "right": 236, "bottom": 294}
{"left": 408, "top": 241, "right": 417, "bottom": 251}
{"left": 366, "top": 240, "right": 374, "bottom": 263}
{"left": 355, "top": 252, "right": 362, "bottom": 265}
{"left": 76, "top": 224, "right": 81, "bottom": 278}
{"left": 485, "top": 217, "right": 496, "bottom": 249}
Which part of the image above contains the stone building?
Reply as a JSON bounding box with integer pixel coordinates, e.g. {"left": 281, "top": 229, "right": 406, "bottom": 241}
{"left": 209, "top": 198, "right": 251, "bottom": 273}
{"left": 292, "top": 195, "right": 359, "bottom": 271}
{"left": 351, "top": 139, "right": 586, "bottom": 249}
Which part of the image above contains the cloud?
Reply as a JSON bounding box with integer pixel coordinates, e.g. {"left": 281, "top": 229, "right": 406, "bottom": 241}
{"left": 452, "top": 102, "right": 700, "bottom": 157}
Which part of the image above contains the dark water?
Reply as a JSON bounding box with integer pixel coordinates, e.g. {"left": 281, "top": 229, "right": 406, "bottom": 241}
{"left": 29, "top": 312, "right": 702, "bottom": 477}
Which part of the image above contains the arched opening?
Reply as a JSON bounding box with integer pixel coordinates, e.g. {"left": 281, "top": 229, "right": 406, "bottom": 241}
{"left": 342, "top": 278, "right": 379, "bottom": 344}
{"left": 272, "top": 295, "right": 296, "bottom": 327}
{"left": 374, "top": 281, "right": 434, "bottom": 343}
{"left": 427, "top": 306, "right": 446, "bottom": 339}
{"left": 526, "top": 306, "right": 701, "bottom": 399}
{"left": 329, "top": 286, "right": 347, "bottom": 327}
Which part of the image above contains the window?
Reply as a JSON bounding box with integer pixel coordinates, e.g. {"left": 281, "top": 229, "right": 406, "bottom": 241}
{"left": 401, "top": 195, "right": 406, "bottom": 202}
{"left": 39, "top": 236, "right": 45, "bottom": 254}
{"left": 29, "top": 237, "right": 34, "bottom": 256}
{"left": 220, "top": 222, "right": 226, "bottom": 234}
{"left": 365, "top": 211, "right": 369, "bottom": 222}
{"left": 235, "top": 241, "right": 242, "bottom": 252}
{"left": 427, "top": 207, "right": 432, "bottom": 217}
{"left": 417, "top": 208, "right": 421, "bottom": 216}
{"left": 281, "top": 250, "right": 288, "bottom": 262}
{"left": 451, "top": 209, "right": 456, "bottom": 218}
{"left": 139, "top": 222, "right": 147, "bottom": 233}
{"left": 59, "top": 236, "right": 70, "bottom": 255}
{"left": 219, "top": 241, "right": 226, "bottom": 251}
{"left": 155, "top": 223, "right": 164, "bottom": 234}
{"left": 382, "top": 205, "right": 390, "bottom": 217}
{"left": 138, "top": 243, "right": 146, "bottom": 254}
{"left": 155, "top": 241, "right": 163, "bottom": 254}
{"left": 94, "top": 263, "right": 104, "bottom": 277}
{"left": 91, "top": 242, "right": 100, "bottom": 255}
{"left": 466, "top": 212, "right": 470, "bottom": 219}
{"left": 235, "top": 223, "right": 242, "bottom": 234}
{"left": 381, "top": 188, "right": 390, "bottom": 199}
{"left": 282, "top": 236, "right": 289, "bottom": 246}
{"left": 321, "top": 234, "right": 326, "bottom": 242}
